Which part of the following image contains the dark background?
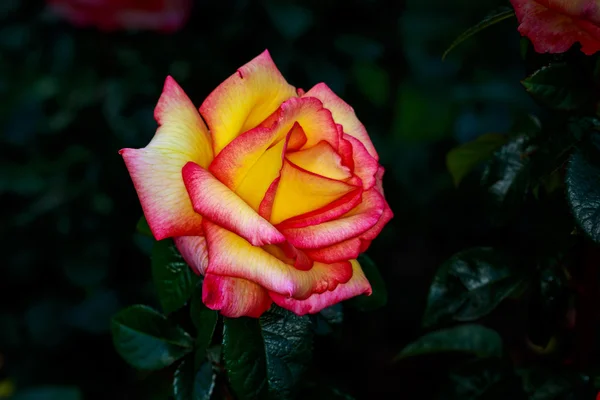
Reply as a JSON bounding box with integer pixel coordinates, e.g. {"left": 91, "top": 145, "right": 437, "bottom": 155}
{"left": 0, "top": 0, "right": 538, "bottom": 398}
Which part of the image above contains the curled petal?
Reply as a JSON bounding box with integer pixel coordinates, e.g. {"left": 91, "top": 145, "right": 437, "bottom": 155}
{"left": 119, "top": 76, "right": 212, "bottom": 240}
{"left": 203, "top": 274, "right": 272, "bottom": 318}
{"left": 303, "top": 83, "right": 378, "bottom": 159}
{"left": 270, "top": 259, "right": 372, "bottom": 315}
{"left": 270, "top": 160, "right": 359, "bottom": 225}
{"left": 344, "top": 134, "right": 378, "bottom": 190}
{"left": 182, "top": 162, "right": 285, "bottom": 246}
{"left": 511, "top": 0, "right": 600, "bottom": 55}
{"left": 200, "top": 50, "right": 297, "bottom": 154}
{"left": 304, "top": 238, "right": 362, "bottom": 264}
{"left": 174, "top": 236, "right": 208, "bottom": 275}
{"left": 203, "top": 221, "right": 352, "bottom": 299}
{"left": 286, "top": 141, "right": 352, "bottom": 181}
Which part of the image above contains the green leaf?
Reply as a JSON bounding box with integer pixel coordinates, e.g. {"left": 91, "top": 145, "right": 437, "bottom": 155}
{"left": 136, "top": 216, "right": 152, "bottom": 237}
{"left": 349, "top": 254, "right": 387, "bottom": 311}
{"left": 190, "top": 285, "right": 218, "bottom": 369}
{"left": 442, "top": 7, "right": 515, "bottom": 60}
{"left": 447, "top": 134, "right": 508, "bottom": 186}
{"left": 422, "top": 247, "right": 526, "bottom": 328}
{"left": 10, "top": 386, "right": 82, "bottom": 400}
{"left": 437, "top": 358, "right": 527, "bottom": 400}
{"left": 111, "top": 305, "right": 193, "bottom": 370}
{"left": 521, "top": 63, "right": 594, "bottom": 111}
{"left": 396, "top": 324, "right": 503, "bottom": 360}
{"left": 566, "top": 149, "right": 600, "bottom": 243}
{"left": 352, "top": 62, "right": 390, "bottom": 107}
{"left": 223, "top": 306, "right": 313, "bottom": 400}
{"left": 517, "top": 367, "right": 594, "bottom": 399}
{"left": 173, "top": 358, "right": 216, "bottom": 400}
{"left": 151, "top": 239, "right": 199, "bottom": 314}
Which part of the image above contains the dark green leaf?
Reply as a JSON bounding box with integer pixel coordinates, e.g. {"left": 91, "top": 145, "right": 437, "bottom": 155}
{"left": 352, "top": 62, "right": 390, "bottom": 107}
{"left": 521, "top": 63, "right": 594, "bottom": 111}
{"left": 442, "top": 7, "right": 515, "bottom": 60}
{"left": 517, "top": 367, "right": 594, "bottom": 400}
{"left": 422, "top": 247, "right": 526, "bottom": 328}
{"left": 437, "top": 358, "right": 527, "bottom": 400}
{"left": 349, "top": 254, "right": 387, "bottom": 311}
{"left": 111, "top": 305, "right": 193, "bottom": 370}
{"left": 173, "top": 358, "right": 216, "bottom": 400}
{"left": 447, "top": 134, "right": 508, "bottom": 186}
{"left": 566, "top": 149, "right": 600, "bottom": 243}
{"left": 136, "top": 216, "right": 152, "bottom": 237}
{"left": 396, "top": 324, "right": 503, "bottom": 360}
{"left": 190, "top": 285, "right": 218, "bottom": 369}
{"left": 152, "top": 239, "right": 199, "bottom": 314}
{"left": 223, "top": 307, "right": 313, "bottom": 400}
{"left": 10, "top": 386, "right": 82, "bottom": 400}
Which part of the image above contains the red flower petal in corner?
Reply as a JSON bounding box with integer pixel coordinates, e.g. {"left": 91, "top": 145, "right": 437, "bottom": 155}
{"left": 47, "top": 0, "right": 192, "bottom": 33}
{"left": 510, "top": 0, "right": 600, "bottom": 55}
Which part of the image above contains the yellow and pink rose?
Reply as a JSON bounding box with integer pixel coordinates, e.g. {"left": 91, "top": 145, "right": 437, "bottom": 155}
{"left": 120, "top": 51, "right": 393, "bottom": 318}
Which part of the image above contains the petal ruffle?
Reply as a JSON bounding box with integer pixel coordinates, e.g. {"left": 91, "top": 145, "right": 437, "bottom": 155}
{"left": 344, "top": 134, "right": 378, "bottom": 190}
{"left": 203, "top": 221, "right": 352, "bottom": 300}
{"left": 286, "top": 141, "right": 352, "bottom": 181}
{"left": 280, "top": 188, "right": 385, "bottom": 249}
{"left": 511, "top": 0, "right": 600, "bottom": 55}
{"left": 303, "top": 83, "right": 378, "bottom": 159}
{"left": 270, "top": 160, "right": 359, "bottom": 225}
{"left": 199, "top": 50, "right": 297, "bottom": 154}
{"left": 174, "top": 236, "right": 208, "bottom": 275}
{"left": 182, "top": 162, "right": 285, "bottom": 246}
{"left": 119, "top": 76, "right": 213, "bottom": 240}
{"left": 270, "top": 259, "right": 372, "bottom": 315}
{"left": 202, "top": 274, "right": 272, "bottom": 318}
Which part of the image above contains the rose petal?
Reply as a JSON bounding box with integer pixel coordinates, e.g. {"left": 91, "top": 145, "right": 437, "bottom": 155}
{"left": 511, "top": 0, "right": 600, "bottom": 55}
{"left": 270, "top": 259, "right": 372, "bottom": 315}
{"left": 119, "top": 76, "right": 212, "bottom": 240}
{"left": 202, "top": 274, "right": 272, "bottom": 318}
{"left": 269, "top": 160, "right": 359, "bottom": 225}
{"left": 304, "top": 237, "right": 362, "bottom": 263}
{"left": 203, "top": 221, "right": 352, "bottom": 299}
{"left": 344, "top": 134, "right": 378, "bottom": 190}
{"left": 286, "top": 141, "right": 352, "bottom": 181}
{"left": 199, "top": 50, "right": 297, "bottom": 154}
{"left": 174, "top": 236, "right": 208, "bottom": 276}
{"left": 280, "top": 188, "right": 385, "bottom": 249}
{"left": 303, "top": 83, "right": 378, "bottom": 159}
{"left": 182, "top": 162, "right": 285, "bottom": 246}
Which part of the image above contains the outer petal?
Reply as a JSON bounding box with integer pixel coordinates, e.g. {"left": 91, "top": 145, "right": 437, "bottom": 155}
{"left": 304, "top": 238, "right": 362, "bottom": 264}
{"left": 286, "top": 141, "right": 352, "bottom": 181}
{"left": 182, "top": 162, "right": 285, "bottom": 246}
{"left": 270, "top": 160, "right": 359, "bottom": 225}
{"left": 200, "top": 50, "right": 297, "bottom": 154}
{"left": 280, "top": 189, "right": 385, "bottom": 249}
{"left": 120, "top": 76, "right": 213, "bottom": 240}
{"left": 344, "top": 134, "right": 378, "bottom": 190}
{"left": 203, "top": 221, "right": 352, "bottom": 299}
{"left": 303, "top": 83, "right": 378, "bottom": 159}
{"left": 511, "top": 0, "right": 600, "bottom": 55}
{"left": 174, "top": 236, "right": 208, "bottom": 275}
{"left": 202, "top": 274, "right": 272, "bottom": 318}
{"left": 270, "top": 259, "right": 372, "bottom": 315}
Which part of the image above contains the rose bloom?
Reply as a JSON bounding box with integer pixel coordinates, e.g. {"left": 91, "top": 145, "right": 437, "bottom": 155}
{"left": 120, "top": 51, "right": 393, "bottom": 318}
{"left": 47, "top": 0, "right": 191, "bottom": 32}
{"left": 511, "top": 0, "right": 600, "bottom": 55}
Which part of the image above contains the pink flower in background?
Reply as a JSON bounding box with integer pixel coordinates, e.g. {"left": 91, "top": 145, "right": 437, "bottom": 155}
{"left": 47, "top": 0, "right": 191, "bottom": 32}
{"left": 510, "top": 0, "right": 600, "bottom": 55}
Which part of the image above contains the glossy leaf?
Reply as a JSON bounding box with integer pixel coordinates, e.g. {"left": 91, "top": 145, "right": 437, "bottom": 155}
{"left": 349, "top": 254, "right": 387, "bottom": 311}
{"left": 396, "top": 324, "right": 502, "bottom": 360}
{"left": 173, "top": 358, "right": 216, "bottom": 400}
{"left": 223, "top": 306, "right": 313, "bottom": 400}
{"left": 521, "top": 63, "right": 594, "bottom": 111}
{"left": 566, "top": 149, "right": 600, "bottom": 243}
{"left": 447, "top": 134, "right": 507, "bottom": 186}
{"left": 442, "top": 7, "right": 515, "bottom": 60}
{"left": 151, "top": 239, "right": 199, "bottom": 314}
{"left": 422, "top": 247, "right": 526, "bottom": 328}
{"left": 111, "top": 305, "right": 193, "bottom": 370}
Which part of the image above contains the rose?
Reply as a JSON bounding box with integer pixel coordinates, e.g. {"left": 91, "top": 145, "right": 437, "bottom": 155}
{"left": 510, "top": 0, "right": 600, "bottom": 55}
{"left": 120, "top": 50, "right": 393, "bottom": 318}
{"left": 47, "top": 0, "right": 191, "bottom": 32}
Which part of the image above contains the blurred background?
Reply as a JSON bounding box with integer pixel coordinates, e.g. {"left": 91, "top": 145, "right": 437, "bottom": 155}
{"left": 0, "top": 0, "right": 539, "bottom": 398}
